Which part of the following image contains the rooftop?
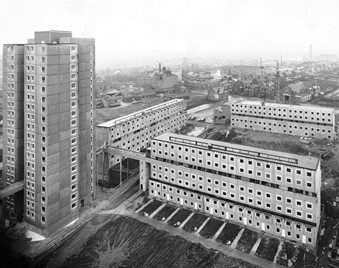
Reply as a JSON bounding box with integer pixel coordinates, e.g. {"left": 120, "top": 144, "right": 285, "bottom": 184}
{"left": 97, "top": 99, "right": 184, "bottom": 128}
{"left": 153, "top": 133, "right": 320, "bottom": 170}
{"left": 234, "top": 100, "right": 335, "bottom": 113}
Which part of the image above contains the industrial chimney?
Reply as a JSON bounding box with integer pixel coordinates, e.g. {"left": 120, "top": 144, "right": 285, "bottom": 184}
{"left": 159, "top": 63, "right": 161, "bottom": 73}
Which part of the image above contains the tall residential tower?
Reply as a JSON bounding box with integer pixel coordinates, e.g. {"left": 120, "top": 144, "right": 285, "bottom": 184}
{"left": 2, "top": 31, "right": 95, "bottom": 236}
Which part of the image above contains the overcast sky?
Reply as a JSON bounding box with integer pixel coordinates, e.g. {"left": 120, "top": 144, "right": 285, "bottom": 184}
{"left": 1, "top": 0, "right": 339, "bottom": 68}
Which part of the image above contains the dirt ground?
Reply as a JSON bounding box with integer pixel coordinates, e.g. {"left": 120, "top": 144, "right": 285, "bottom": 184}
{"left": 59, "top": 215, "right": 259, "bottom": 268}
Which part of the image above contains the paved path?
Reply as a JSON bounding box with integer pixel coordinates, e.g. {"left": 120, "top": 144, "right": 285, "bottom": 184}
{"left": 231, "top": 228, "right": 244, "bottom": 249}
{"left": 149, "top": 203, "right": 166, "bottom": 219}
{"left": 273, "top": 240, "right": 284, "bottom": 264}
{"left": 179, "top": 212, "right": 195, "bottom": 229}
{"left": 164, "top": 207, "right": 180, "bottom": 223}
{"left": 195, "top": 217, "right": 210, "bottom": 235}
{"left": 250, "top": 233, "right": 264, "bottom": 255}
{"left": 212, "top": 221, "right": 227, "bottom": 240}
{"left": 135, "top": 198, "right": 153, "bottom": 214}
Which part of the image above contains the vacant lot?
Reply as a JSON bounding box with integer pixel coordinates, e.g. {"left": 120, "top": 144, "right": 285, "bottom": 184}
{"left": 60, "top": 215, "right": 259, "bottom": 268}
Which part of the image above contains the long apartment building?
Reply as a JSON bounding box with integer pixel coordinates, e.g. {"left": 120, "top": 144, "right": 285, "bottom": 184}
{"left": 144, "top": 133, "right": 321, "bottom": 248}
{"left": 231, "top": 101, "right": 336, "bottom": 140}
{"left": 2, "top": 31, "right": 95, "bottom": 236}
{"left": 96, "top": 99, "right": 187, "bottom": 168}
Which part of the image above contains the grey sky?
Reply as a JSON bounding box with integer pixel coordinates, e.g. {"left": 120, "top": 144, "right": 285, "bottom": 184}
{"left": 2, "top": 0, "right": 339, "bottom": 68}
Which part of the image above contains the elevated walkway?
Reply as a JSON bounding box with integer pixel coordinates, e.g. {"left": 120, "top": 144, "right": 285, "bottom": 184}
{"left": 0, "top": 181, "right": 24, "bottom": 199}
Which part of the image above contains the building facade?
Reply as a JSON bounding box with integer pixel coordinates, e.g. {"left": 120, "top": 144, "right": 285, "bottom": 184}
{"left": 144, "top": 133, "right": 321, "bottom": 248}
{"left": 2, "top": 44, "right": 25, "bottom": 227}
{"left": 96, "top": 99, "right": 187, "bottom": 173}
{"left": 2, "top": 31, "right": 95, "bottom": 236}
{"left": 231, "top": 101, "right": 336, "bottom": 140}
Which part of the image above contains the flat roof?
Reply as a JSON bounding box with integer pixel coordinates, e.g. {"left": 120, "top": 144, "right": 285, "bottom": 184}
{"left": 97, "top": 99, "right": 184, "bottom": 128}
{"left": 153, "top": 133, "right": 319, "bottom": 170}
{"left": 234, "top": 101, "right": 335, "bottom": 113}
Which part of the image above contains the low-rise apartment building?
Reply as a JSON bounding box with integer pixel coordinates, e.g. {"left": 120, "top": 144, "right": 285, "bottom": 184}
{"left": 143, "top": 133, "right": 321, "bottom": 248}
{"left": 96, "top": 99, "right": 187, "bottom": 169}
{"left": 231, "top": 101, "right": 336, "bottom": 140}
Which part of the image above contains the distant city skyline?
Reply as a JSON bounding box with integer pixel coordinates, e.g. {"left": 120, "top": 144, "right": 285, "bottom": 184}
{"left": 2, "top": 0, "right": 339, "bottom": 68}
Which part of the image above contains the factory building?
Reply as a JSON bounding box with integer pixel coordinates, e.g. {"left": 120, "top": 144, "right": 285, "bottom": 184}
{"left": 144, "top": 133, "right": 321, "bottom": 248}
{"left": 96, "top": 99, "right": 187, "bottom": 171}
{"left": 231, "top": 101, "right": 336, "bottom": 140}
{"left": 2, "top": 31, "right": 95, "bottom": 236}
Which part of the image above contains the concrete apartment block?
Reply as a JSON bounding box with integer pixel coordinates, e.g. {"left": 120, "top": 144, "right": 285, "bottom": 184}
{"left": 146, "top": 133, "right": 321, "bottom": 249}
{"left": 96, "top": 99, "right": 187, "bottom": 181}
{"left": 2, "top": 31, "right": 95, "bottom": 236}
{"left": 231, "top": 101, "right": 336, "bottom": 140}
{"left": 2, "top": 44, "right": 25, "bottom": 227}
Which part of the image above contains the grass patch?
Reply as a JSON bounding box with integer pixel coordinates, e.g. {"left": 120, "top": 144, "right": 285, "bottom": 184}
{"left": 183, "top": 213, "right": 208, "bottom": 233}
{"left": 167, "top": 209, "right": 192, "bottom": 227}
{"left": 153, "top": 205, "right": 176, "bottom": 221}
{"left": 199, "top": 218, "right": 223, "bottom": 239}
{"left": 216, "top": 222, "right": 242, "bottom": 245}
{"left": 236, "top": 229, "right": 259, "bottom": 253}
{"left": 139, "top": 199, "right": 163, "bottom": 216}
{"left": 255, "top": 235, "right": 280, "bottom": 262}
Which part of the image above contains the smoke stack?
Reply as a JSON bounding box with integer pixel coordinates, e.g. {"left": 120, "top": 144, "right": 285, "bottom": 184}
{"left": 310, "top": 44, "right": 312, "bottom": 59}
{"left": 159, "top": 63, "right": 161, "bottom": 73}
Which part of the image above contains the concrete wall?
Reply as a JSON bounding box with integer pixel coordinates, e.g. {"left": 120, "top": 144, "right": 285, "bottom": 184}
{"left": 2, "top": 44, "right": 25, "bottom": 227}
